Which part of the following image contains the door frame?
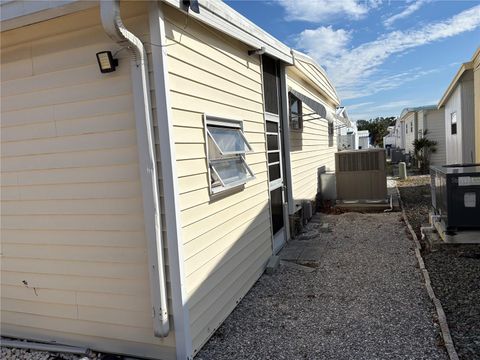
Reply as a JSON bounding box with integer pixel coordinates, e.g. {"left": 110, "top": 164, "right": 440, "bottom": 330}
{"left": 260, "top": 55, "right": 292, "bottom": 254}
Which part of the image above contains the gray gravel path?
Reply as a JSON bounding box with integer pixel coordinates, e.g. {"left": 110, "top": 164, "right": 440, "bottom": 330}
{"left": 196, "top": 212, "right": 447, "bottom": 360}
{"left": 398, "top": 175, "right": 480, "bottom": 359}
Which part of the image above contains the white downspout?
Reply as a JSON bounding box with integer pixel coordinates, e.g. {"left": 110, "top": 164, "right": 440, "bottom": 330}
{"left": 100, "top": 0, "right": 170, "bottom": 337}
{"left": 148, "top": 2, "right": 193, "bottom": 359}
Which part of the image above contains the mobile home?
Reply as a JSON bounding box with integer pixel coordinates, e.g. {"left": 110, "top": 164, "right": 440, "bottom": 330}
{"left": 438, "top": 47, "right": 479, "bottom": 165}
{"left": 357, "top": 130, "right": 370, "bottom": 149}
{"left": 0, "top": 1, "right": 348, "bottom": 359}
{"left": 398, "top": 106, "right": 446, "bottom": 166}
{"left": 338, "top": 122, "right": 359, "bottom": 151}
{"left": 383, "top": 118, "right": 402, "bottom": 149}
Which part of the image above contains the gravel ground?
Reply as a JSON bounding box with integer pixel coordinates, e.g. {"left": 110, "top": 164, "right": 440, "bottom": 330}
{"left": 397, "top": 175, "right": 431, "bottom": 241}
{"left": 0, "top": 340, "right": 104, "bottom": 360}
{"left": 196, "top": 212, "right": 447, "bottom": 360}
{"left": 398, "top": 176, "right": 480, "bottom": 359}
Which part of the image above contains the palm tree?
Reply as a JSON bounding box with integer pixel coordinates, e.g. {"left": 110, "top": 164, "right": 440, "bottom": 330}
{"left": 413, "top": 129, "right": 437, "bottom": 173}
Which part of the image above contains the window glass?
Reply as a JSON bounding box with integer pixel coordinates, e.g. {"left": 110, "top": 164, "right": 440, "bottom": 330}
{"left": 207, "top": 126, "right": 252, "bottom": 155}
{"left": 289, "top": 93, "right": 302, "bottom": 130}
{"left": 205, "top": 116, "right": 255, "bottom": 194}
{"left": 451, "top": 112, "right": 457, "bottom": 135}
{"left": 262, "top": 55, "right": 279, "bottom": 114}
{"left": 266, "top": 121, "right": 278, "bottom": 133}
{"left": 270, "top": 187, "right": 284, "bottom": 234}
{"left": 269, "top": 163, "right": 281, "bottom": 182}
{"left": 267, "top": 134, "right": 279, "bottom": 151}
{"left": 211, "top": 158, "right": 254, "bottom": 188}
{"left": 268, "top": 152, "right": 280, "bottom": 164}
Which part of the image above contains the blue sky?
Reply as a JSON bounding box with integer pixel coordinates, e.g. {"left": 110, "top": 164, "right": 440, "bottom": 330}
{"left": 225, "top": 0, "right": 480, "bottom": 121}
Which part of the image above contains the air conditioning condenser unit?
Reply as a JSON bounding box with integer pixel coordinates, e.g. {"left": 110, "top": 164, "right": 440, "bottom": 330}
{"left": 335, "top": 149, "right": 387, "bottom": 202}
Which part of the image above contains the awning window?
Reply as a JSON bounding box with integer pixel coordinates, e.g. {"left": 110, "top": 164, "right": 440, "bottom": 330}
{"left": 207, "top": 125, "right": 253, "bottom": 155}
{"left": 210, "top": 158, "right": 254, "bottom": 188}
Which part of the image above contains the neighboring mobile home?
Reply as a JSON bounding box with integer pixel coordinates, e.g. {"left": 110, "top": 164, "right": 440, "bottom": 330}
{"left": 338, "top": 122, "right": 359, "bottom": 151}
{"left": 0, "top": 1, "right": 349, "bottom": 359}
{"left": 398, "top": 106, "right": 446, "bottom": 166}
{"left": 383, "top": 119, "right": 402, "bottom": 149}
{"left": 383, "top": 126, "right": 396, "bottom": 148}
{"left": 357, "top": 130, "right": 371, "bottom": 149}
{"left": 438, "top": 47, "right": 479, "bottom": 165}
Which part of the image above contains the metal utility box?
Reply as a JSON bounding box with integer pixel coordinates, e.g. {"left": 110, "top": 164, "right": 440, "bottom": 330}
{"left": 430, "top": 164, "right": 480, "bottom": 230}
{"left": 320, "top": 172, "right": 336, "bottom": 200}
{"left": 335, "top": 149, "right": 387, "bottom": 201}
{"left": 391, "top": 149, "right": 405, "bottom": 164}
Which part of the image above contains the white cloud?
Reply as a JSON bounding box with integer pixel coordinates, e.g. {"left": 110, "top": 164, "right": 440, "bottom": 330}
{"left": 383, "top": 0, "right": 430, "bottom": 27}
{"left": 345, "top": 101, "right": 375, "bottom": 110}
{"left": 340, "top": 68, "right": 440, "bottom": 99}
{"left": 295, "top": 26, "right": 351, "bottom": 61}
{"left": 279, "top": 0, "right": 378, "bottom": 22}
{"left": 295, "top": 5, "right": 480, "bottom": 99}
{"left": 347, "top": 98, "right": 437, "bottom": 120}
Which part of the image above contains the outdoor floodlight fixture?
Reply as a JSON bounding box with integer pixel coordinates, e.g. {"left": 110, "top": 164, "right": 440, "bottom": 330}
{"left": 96, "top": 51, "right": 118, "bottom": 73}
{"left": 182, "top": 0, "right": 200, "bottom": 13}
{"left": 248, "top": 47, "right": 266, "bottom": 56}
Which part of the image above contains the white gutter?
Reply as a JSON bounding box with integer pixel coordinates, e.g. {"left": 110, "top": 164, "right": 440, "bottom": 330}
{"left": 100, "top": 0, "right": 170, "bottom": 337}
{"left": 162, "top": 0, "right": 293, "bottom": 64}
{"left": 148, "top": 2, "right": 193, "bottom": 358}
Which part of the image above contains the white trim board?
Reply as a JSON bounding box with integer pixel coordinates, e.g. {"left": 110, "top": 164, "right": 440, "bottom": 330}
{"left": 149, "top": 2, "right": 193, "bottom": 359}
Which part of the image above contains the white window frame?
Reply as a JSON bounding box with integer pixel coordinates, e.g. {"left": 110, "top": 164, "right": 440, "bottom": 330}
{"left": 288, "top": 92, "right": 303, "bottom": 131}
{"left": 204, "top": 114, "right": 255, "bottom": 195}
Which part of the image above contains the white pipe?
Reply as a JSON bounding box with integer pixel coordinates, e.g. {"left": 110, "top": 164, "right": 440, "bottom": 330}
{"left": 100, "top": 0, "right": 169, "bottom": 337}
{"left": 148, "top": 3, "right": 193, "bottom": 358}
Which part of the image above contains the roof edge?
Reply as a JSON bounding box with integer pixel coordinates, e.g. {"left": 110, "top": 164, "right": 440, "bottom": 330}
{"left": 438, "top": 61, "right": 474, "bottom": 108}
{"left": 1, "top": 0, "right": 293, "bottom": 64}
{"left": 162, "top": 0, "right": 293, "bottom": 64}
{"left": 400, "top": 105, "right": 437, "bottom": 119}
{"left": 291, "top": 49, "right": 340, "bottom": 106}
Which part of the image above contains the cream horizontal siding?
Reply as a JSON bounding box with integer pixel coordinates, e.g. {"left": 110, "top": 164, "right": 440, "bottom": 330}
{"left": 161, "top": 6, "right": 272, "bottom": 355}
{"left": 287, "top": 71, "right": 337, "bottom": 203}
{"left": 403, "top": 112, "right": 416, "bottom": 154}
{"left": 1, "top": 4, "right": 176, "bottom": 359}
{"left": 423, "top": 109, "right": 446, "bottom": 166}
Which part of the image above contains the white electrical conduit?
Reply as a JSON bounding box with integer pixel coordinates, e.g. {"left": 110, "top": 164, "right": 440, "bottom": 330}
{"left": 100, "top": 0, "right": 169, "bottom": 337}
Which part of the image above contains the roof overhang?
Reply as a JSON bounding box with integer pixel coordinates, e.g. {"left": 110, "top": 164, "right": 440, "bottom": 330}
{"left": 0, "top": 0, "right": 97, "bottom": 31}
{"left": 400, "top": 105, "right": 437, "bottom": 119}
{"left": 1, "top": 0, "right": 293, "bottom": 64}
{"left": 162, "top": 0, "right": 293, "bottom": 64}
{"left": 438, "top": 61, "right": 474, "bottom": 108}
{"left": 472, "top": 46, "right": 480, "bottom": 70}
{"left": 291, "top": 49, "right": 340, "bottom": 105}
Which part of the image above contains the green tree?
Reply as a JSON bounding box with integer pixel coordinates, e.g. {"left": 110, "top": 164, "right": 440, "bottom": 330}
{"left": 413, "top": 129, "right": 437, "bottom": 173}
{"left": 357, "top": 117, "right": 396, "bottom": 147}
